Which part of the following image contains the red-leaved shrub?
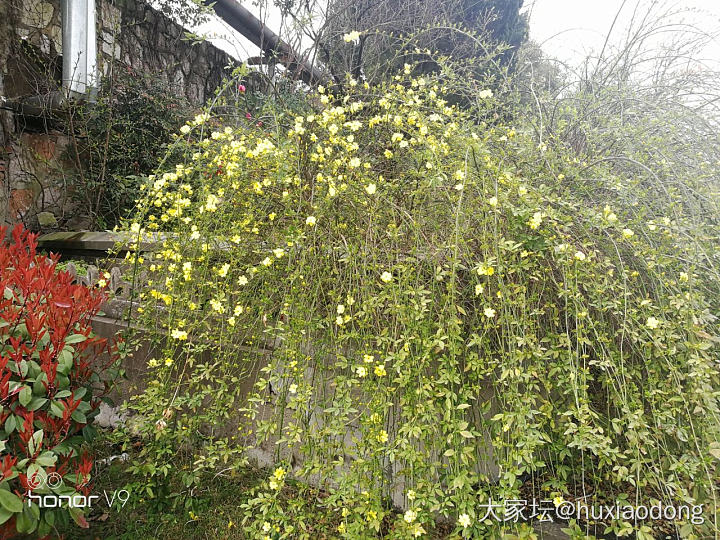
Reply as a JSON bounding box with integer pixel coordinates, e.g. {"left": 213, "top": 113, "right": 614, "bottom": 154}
{"left": 0, "top": 225, "right": 119, "bottom": 537}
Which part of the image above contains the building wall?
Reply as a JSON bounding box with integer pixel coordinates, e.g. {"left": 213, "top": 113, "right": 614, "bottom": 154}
{"left": 0, "top": 0, "right": 235, "bottom": 229}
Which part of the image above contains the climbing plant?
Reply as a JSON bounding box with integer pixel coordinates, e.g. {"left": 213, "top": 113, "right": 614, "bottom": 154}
{"left": 119, "top": 55, "right": 720, "bottom": 537}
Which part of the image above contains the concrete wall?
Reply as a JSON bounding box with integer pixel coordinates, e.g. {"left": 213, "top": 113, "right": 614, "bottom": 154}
{"left": 0, "top": 0, "right": 235, "bottom": 229}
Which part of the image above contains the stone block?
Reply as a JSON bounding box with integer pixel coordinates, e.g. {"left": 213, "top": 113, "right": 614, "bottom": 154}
{"left": 10, "top": 188, "right": 34, "bottom": 218}
{"left": 37, "top": 211, "right": 57, "bottom": 227}
{"left": 19, "top": 0, "right": 55, "bottom": 30}
{"left": 21, "top": 132, "right": 56, "bottom": 161}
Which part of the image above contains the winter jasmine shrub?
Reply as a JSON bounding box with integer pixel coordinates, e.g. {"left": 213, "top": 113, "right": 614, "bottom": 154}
{"left": 0, "top": 226, "right": 121, "bottom": 537}
{"left": 123, "top": 66, "right": 719, "bottom": 538}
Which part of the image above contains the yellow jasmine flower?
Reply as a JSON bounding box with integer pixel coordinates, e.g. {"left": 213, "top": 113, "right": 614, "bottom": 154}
{"left": 528, "top": 211, "right": 543, "bottom": 230}
{"left": 458, "top": 513, "right": 471, "bottom": 528}
{"left": 171, "top": 329, "right": 188, "bottom": 340}
{"left": 574, "top": 251, "right": 586, "bottom": 261}
{"left": 646, "top": 316, "right": 660, "bottom": 329}
{"left": 477, "top": 264, "right": 494, "bottom": 276}
{"left": 484, "top": 307, "right": 496, "bottom": 318}
{"left": 404, "top": 509, "right": 417, "bottom": 523}
{"left": 205, "top": 193, "right": 219, "bottom": 212}
{"left": 380, "top": 271, "right": 393, "bottom": 283}
{"left": 343, "top": 30, "right": 361, "bottom": 42}
{"left": 622, "top": 228, "right": 634, "bottom": 239}
{"left": 365, "top": 183, "right": 377, "bottom": 195}
{"left": 210, "top": 299, "right": 225, "bottom": 313}
{"left": 305, "top": 216, "right": 317, "bottom": 226}
{"left": 374, "top": 364, "right": 387, "bottom": 377}
{"left": 488, "top": 196, "right": 498, "bottom": 207}
{"left": 217, "top": 263, "right": 230, "bottom": 277}
{"left": 411, "top": 524, "right": 426, "bottom": 537}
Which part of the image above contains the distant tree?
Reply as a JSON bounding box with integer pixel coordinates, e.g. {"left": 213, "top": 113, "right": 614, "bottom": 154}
{"left": 274, "top": 0, "right": 528, "bottom": 87}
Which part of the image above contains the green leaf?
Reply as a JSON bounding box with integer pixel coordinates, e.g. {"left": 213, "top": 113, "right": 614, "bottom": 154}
{"left": 35, "top": 451, "right": 57, "bottom": 467}
{"left": 49, "top": 401, "right": 64, "bottom": 418}
{"left": 64, "top": 334, "right": 87, "bottom": 344}
{"left": 18, "top": 386, "right": 32, "bottom": 407}
{"left": 0, "top": 489, "right": 23, "bottom": 513}
{"left": 28, "top": 430, "right": 43, "bottom": 455}
{"left": 68, "top": 506, "right": 89, "bottom": 528}
{"left": 0, "top": 506, "right": 11, "bottom": 525}
{"left": 32, "top": 378, "right": 46, "bottom": 396}
{"left": 16, "top": 505, "right": 37, "bottom": 534}
{"left": 71, "top": 410, "right": 87, "bottom": 424}
{"left": 27, "top": 397, "right": 47, "bottom": 411}
{"left": 3, "top": 416, "right": 15, "bottom": 434}
{"left": 709, "top": 442, "right": 720, "bottom": 460}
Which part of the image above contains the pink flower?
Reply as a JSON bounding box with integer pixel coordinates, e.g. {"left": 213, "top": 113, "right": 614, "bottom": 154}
{"left": 256, "top": 121, "right": 263, "bottom": 127}
{"left": 246, "top": 112, "right": 252, "bottom": 119}
{"left": 238, "top": 84, "right": 246, "bottom": 93}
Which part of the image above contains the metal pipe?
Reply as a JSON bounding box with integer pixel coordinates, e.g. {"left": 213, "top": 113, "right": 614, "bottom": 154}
{"left": 203, "top": 0, "right": 328, "bottom": 85}
{"left": 61, "top": 0, "right": 97, "bottom": 98}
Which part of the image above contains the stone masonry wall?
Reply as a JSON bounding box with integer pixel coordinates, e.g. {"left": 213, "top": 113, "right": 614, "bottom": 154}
{"left": 0, "top": 0, "right": 235, "bottom": 229}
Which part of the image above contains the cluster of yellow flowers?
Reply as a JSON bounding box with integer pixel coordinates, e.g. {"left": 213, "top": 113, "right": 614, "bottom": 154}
{"left": 123, "top": 62, "right": 715, "bottom": 539}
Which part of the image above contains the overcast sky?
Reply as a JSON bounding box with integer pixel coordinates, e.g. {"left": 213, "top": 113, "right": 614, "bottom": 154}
{"left": 196, "top": 0, "right": 720, "bottom": 70}
{"left": 528, "top": 0, "right": 720, "bottom": 66}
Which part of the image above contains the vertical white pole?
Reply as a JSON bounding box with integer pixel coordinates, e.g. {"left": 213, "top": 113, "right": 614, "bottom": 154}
{"left": 61, "top": 0, "right": 97, "bottom": 98}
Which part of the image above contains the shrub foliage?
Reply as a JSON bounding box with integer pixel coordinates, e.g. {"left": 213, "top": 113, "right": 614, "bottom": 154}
{"left": 0, "top": 226, "right": 120, "bottom": 537}
{"left": 124, "top": 65, "right": 719, "bottom": 538}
